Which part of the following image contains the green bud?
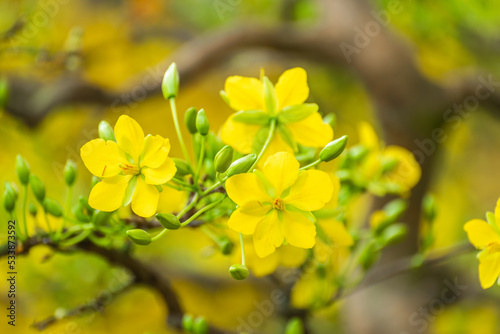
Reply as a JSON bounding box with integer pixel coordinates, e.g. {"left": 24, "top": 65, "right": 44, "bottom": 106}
{"left": 93, "top": 210, "right": 113, "bottom": 225}
{"left": 91, "top": 176, "right": 100, "bottom": 188}
{"left": 347, "top": 145, "right": 369, "bottom": 162}
{"left": 73, "top": 197, "right": 93, "bottom": 222}
{"left": 196, "top": 109, "right": 209, "bottom": 136}
{"left": 185, "top": 107, "right": 198, "bottom": 134}
{"left": 172, "top": 158, "right": 192, "bottom": 176}
{"left": 285, "top": 317, "right": 304, "bottom": 334}
{"left": 3, "top": 184, "right": 16, "bottom": 212}
{"left": 214, "top": 145, "right": 234, "bottom": 173}
{"left": 43, "top": 198, "right": 63, "bottom": 217}
{"left": 374, "top": 199, "right": 407, "bottom": 234}
{"left": 193, "top": 317, "right": 209, "bottom": 334}
{"left": 219, "top": 90, "right": 230, "bottom": 105}
{"left": 319, "top": 135, "right": 348, "bottom": 162}
{"left": 162, "top": 63, "right": 179, "bottom": 99}
{"left": 64, "top": 159, "right": 77, "bottom": 186}
{"left": 0, "top": 77, "right": 8, "bottom": 108}
{"left": 263, "top": 76, "right": 277, "bottom": 115}
{"left": 219, "top": 236, "right": 234, "bottom": 255}
{"left": 380, "top": 223, "right": 407, "bottom": 246}
{"left": 226, "top": 154, "right": 257, "bottom": 178}
{"left": 15, "top": 155, "right": 30, "bottom": 185}
{"left": 359, "top": 241, "right": 379, "bottom": 270}
{"left": 28, "top": 203, "right": 37, "bottom": 216}
{"left": 126, "top": 229, "right": 152, "bottom": 245}
{"left": 422, "top": 194, "right": 437, "bottom": 222}
{"left": 98, "top": 120, "right": 116, "bottom": 141}
{"left": 182, "top": 314, "right": 194, "bottom": 332}
{"left": 4, "top": 182, "right": 18, "bottom": 200}
{"left": 155, "top": 213, "right": 181, "bottom": 230}
{"left": 229, "top": 264, "right": 249, "bottom": 280}
{"left": 30, "top": 174, "right": 46, "bottom": 203}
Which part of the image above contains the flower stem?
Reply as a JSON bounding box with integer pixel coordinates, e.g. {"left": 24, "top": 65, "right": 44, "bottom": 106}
{"left": 249, "top": 118, "right": 277, "bottom": 171}
{"left": 58, "top": 185, "right": 73, "bottom": 238}
{"left": 240, "top": 233, "right": 246, "bottom": 266}
{"left": 169, "top": 97, "right": 192, "bottom": 166}
{"left": 194, "top": 135, "right": 205, "bottom": 185}
{"left": 299, "top": 159, "right": 322, "bottom": 171}
{"left": 180, "top": 195, "right": 226, "bottom": 227}
{"left": 22, "top": 185, "right": 28, "bottom": 238}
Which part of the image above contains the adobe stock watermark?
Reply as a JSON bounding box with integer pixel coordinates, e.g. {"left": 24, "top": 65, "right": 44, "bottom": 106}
{"left": 9, "top": 0, "right": 71, "bottom": 52}
{"left": 339, "top": 0, "right": 407, "bottom": 64}
{"left": 400, "top": 277, "right": 467, "bottom": 334}
{"left": 213, "top": 0, "right": 241, "bottom": 20}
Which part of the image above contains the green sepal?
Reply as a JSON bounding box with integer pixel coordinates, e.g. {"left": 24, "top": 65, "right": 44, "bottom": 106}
{"left": 232, "top": 110, "right": 270, "bottom": 125}
{"left": 278, "top": 103, "right": 318, "bottom": 124}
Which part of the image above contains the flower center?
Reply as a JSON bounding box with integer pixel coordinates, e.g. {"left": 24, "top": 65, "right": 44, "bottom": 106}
{"left": 487, "top": 242, "right": 500, "bottom": 254}
{"left": 119, "top": 163, "right": 141, "bottom": 176}
{"left": 272, "top": 198, "right": 285, "bottom": 211}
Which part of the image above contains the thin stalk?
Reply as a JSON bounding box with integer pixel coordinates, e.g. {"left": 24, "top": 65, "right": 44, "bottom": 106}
{"left": 249, "top": 118, "right": 277, "bottom": 171}
{"left": 194, "top": 135, "right": 205, "bottom": 185}
{"left": 299, "top": 159, "right": 322, "bottom": 171}
{"left": 58, "top": 185, "right": 73, "bottom": 238}
{"left": 240, "top": 233, "right": 246, "bottom": 266}
{"left": 180, "top": 196, "right": 226, "bottom": 227}
{"left": 169, "top": 98, "right": 192, "bottom": 165}
{"left": 22, "top": 185, "right": 28, "bottom": 238}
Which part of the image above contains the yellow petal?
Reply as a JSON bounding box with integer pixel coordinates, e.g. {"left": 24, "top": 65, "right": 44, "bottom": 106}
{"left": 279, "top": 244, "right": 308, "bottom": 267}
{"left": 249, "top": 251, "right": 280, "bottom": 277}
{"left": 286, "top": 113, "right": 333, "bottom": 147}
{"left": 114, "top": 115, "right": 145, "bottom": 162}
{"left": 464, "top": 219, "right": 500, "bottom": 249}
{"left": 157, "top": 186, "right": 188, "bottom": 214}
{"left": 478, "top": 251, "right": 500, "bottom": 289}
{"left": 131, "top": 177, "right": 160, "bottom": 217}
{"left": 382, "top": 146, "right": 421, "bottom": 192}
{"left": 257, "top": 132, "right": 295, "bottom": 169}
{"left": 286, "top": 170, "right": 333, "bottom": 211}
{"left": 141, "top": 157, "right": 177, "bottom": 185}
{"left": 220, "top": 115, "right": 262, "bottom": 154}
{"left": 89, "top": 175, "right": 132, "bottom": 212}
{"left": 226, "top": 173, "right": 271, "bottom": 206}
{"left": 318, "top": 218, "right": 354, "bottom": 246}
{"left": 141, "top": 135, "right": 170, "bottom": 168}
{"left": 228, "top": 202, "right": 271, "bottom": 235}
{"left": 80, "top": 139, "right": 128, "bottom": 178}
{"left": 262, "top": 152, "right": 299, "bottom": 195}
{"left": 253, "top": 210, "right": 284, "bottom": 257}
{"left": 275, "top": 67, "right": 309, "bottom": 110}
{"left": 225, "top": 75, "right": 264, "bottom": 111}
{"left": 281, "top": 210, "right": 316, "bottom": 249}
{"left": 495, "top": 197, "right": 500, "bottom": 224}
{"left": 323, "top": 174, "right": 341, "bottom": 210}
{"left": 359, "top": 122, "right": 380, "bottom": 151}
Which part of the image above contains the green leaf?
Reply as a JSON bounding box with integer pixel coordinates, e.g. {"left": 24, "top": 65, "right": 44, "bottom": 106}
{"left": 232, "top": 110, "right": 270, "bottom": 125}
{"left": 278, "top": 103, "right": 318, "bottom": 124}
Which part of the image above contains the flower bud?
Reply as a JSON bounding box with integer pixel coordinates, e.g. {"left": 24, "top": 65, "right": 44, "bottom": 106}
{"left": 359, "top": 241, "right": 379, "bottom": 270}
{"left": 64, "top": 159, "right": 77, "bottom": 186}
{"left": 196, "top": 109, "right": 209, "bottom": 136}
{"left": 16, "top": 155, "right": 30, "bottom": 185}
{"left": 155, "top": 213, "right": 181, "bottom": 230}
{"left": 214, "top": 145, "right": 234, "bottom": 173}
{"left": 30, "top": 174, "right": 46, "bottom": 203}
{"left": 3, "top": 183, "right": 16, "bottom": 212}
{"left": 380, "top": 223, "right": 407, "bottom": 246}
{"left": 319, "top": 135, "right": 348, "bottom": 162}
{"left": 193, "top": 317, "right": 209, "bottom": 334}
{"left": 28, "top": 203, "right": 37, "bottom": 216}
{"left": 218, "top": 236, "right": 234, "bottom": 255}
{"left": 185, "top": 107, "right": 198, "bottom": 134}
{"left": 422, "top": 194, "right": 437, "bottom": 222}
{"left": 93, "top": 210, "right": 113, "bottom": 225}
{"left": 98, "top": 120, "right": 116, "bottom": 141}
{"left": 182, "top": 314, "right": 194, "bottom": 332}
{"left": 285, "top": 317, "right": 304, "bottom": 334}
{"left": 162, "top": 63, "right": 179, "bottom": 99}
{"left": 172, "top": 158, "right": 192, "bottom": 176}
{"left": 226, "top": 154, "right": 257, "bottom": 178}
{"left": 229, "top": 264, "right": 249, "bottom": 280}
{"left": 263, "top": 76, "right": 277, "bottom": 115}
{"left": 126, "top": 229, "right": 152, "bottom": 245}
{"left": 0, "top": 77, "right": 8, "bottom": 108}
{"left": 43, "top": 198, "right": 63, "bottom": 217}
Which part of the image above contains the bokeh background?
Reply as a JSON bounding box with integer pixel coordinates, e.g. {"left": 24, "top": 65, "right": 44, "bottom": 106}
{"left": 1, "top": 0, "right": 500, "bottom": 333}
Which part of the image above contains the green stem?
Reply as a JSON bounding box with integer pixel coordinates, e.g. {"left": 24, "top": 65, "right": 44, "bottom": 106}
{"left": 43, "top": 211, "right": 54, "bottom": 237}
{"left": 299, "top": 159, "right": 322, "bottom": 171}
{"left": 180, "top": 195, "right": 226, "bottom": 227}
{"left": 194, "top": 135, "right": 205, "bottom": 185}
{"left": 22, "top": 185, "right": 28, "bottom": 238}
{"left": 151, "top": 228, "right": 169, "bottom": 242}
{"left": 249, "top": 118, "right": 277, "bottom": 171}
{"left": 200, "top": 225, "right": 220, "bottom": 243}
{"left": 171, "top": 178, "right": 196, "bottom": 190}
{"left": 240, "top": 233, "right": 246, "bottom": 266}
{"left": 202, "top": 179, "right": 226, "bottom": 196}
{"left": 169, "top": 98, "right": 192, "bottom": 166}
{"left": 58, "top": 185, "right": 73, "bottom": 237}
{"left": 164, "top": 183, "right": 185, "bottom": 192}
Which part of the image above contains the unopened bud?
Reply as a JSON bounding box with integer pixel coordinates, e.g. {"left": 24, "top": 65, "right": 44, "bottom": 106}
{"left": 98, "top": 120, "right": 115, "bottom": 141}
{"left": 43, "top": 198, "right": 63, "bottom": 217}
{"left": 219, "top": 236, "right": 234, "bottom": 255}
{"left": 0, "top": 77, "right": 8, "bottom": 108}
{"left": 380, "top": 223, "right": 407, "bottom": 246}
{"left": 229, "top": 264, "right": 249, "bottom": 280}
{"left": 193, "top": 317, "right": 209, "bottom": 334}
{"left": 64, "top": 159, "right": 77, "bottom": 186}
{"left": 319, "top": 135, "right": 348, "bottom": 162}
{"left": 29, "top": 203, "right": 37, "bottom": 216}
{"left": 155, "top": 213, "right": 181, "bottom": 230}
{"left": 226, "top": 154, "right": 257, "bottom": 177}
{"left": 182, "top": 314, "right": 194, "bottom": 332}
{"left": 162, "top": 63, "right": 179, "bottom": 99}
{"left": 16, "top": 155, "right": 30, "bottom": 185}
{"left": 285, "top": 317, "right": 304, "bottom": 334}
{"left": 423, "top": 194, "right": 437, "bottom": 222}
{"left": 214, "top": 145, "right": 234, "bottom": 173}
{"left": 3, "top": 184, "right": 16, "bottom": 212}
{"left": 196, "top": 109, "right": 209, "bottom": 136}
{"left": 30, "top": 174, "right": 46, "bottom": 203}
{"left": 185, "top": 107, "right": 198, "bottom": 134}
{"left": 126, "top": 229, "right": 151, "bottom": 245}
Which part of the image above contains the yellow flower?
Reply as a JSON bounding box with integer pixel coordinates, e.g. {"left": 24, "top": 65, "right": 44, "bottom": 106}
{"left": 81, "top": 115, "right": 176, "bottom": 217}
{"left": 226, "top": 152, "right": 333, "bottom": 257}
{"left": 464, "top": 198, "right": 500, "bottom": 289}
{"left": 220, "top": 68, "right": 333, "bottom": 161}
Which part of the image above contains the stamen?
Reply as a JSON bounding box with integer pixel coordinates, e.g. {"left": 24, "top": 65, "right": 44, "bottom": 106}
{"left": 102, "top": 165, "right": 107, "bottom": 176}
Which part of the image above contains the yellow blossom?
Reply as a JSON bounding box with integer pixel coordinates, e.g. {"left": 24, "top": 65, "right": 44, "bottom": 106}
{"left": 220, "top": 68, "right": 333, "bottom": 162}
{"left": 80, "top": 115, "right": 176, "bottom": 217}
{"left": 226, "top": 152, "right": 333, "bottom": 257}
{"left": 464, "top": 197, "right": 500, "bottom": 289}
